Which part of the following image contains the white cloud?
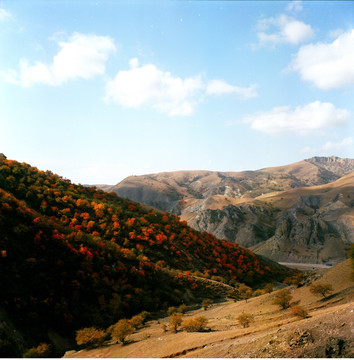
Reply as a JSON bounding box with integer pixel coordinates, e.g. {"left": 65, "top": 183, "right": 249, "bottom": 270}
{"left": 291, "top": 29, "right": 354, "bottom": 89}
{"left": 106, "top": 59, "right": 257, "bottom": 116}
{"left": 2, "top": 33, "right": 116, "bottom": 86}
{"left": 0, "top": 8, "right": 13, "bottom": 21}
{"left": 243, "top": 101, "right": 350, "bottom": 135}
{"left": 257, "top": 14, "right": 313, "bottom": 46}
{"left": 206, "top": 79, "right": 258, "bottom": 99}
{"left": 322, "top": 137, "right": 353, "bottom": 151}
{"left": 300, "top": 137, "right": 353, "bottom": 154}
{"left": 286, "top": 1, "right": 303, "bottom": 12}
{"left": 105, "top": 60, "right": 204, "bottom": 116}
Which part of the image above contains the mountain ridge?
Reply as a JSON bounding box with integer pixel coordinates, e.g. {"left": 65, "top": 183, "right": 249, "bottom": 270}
{"left": 100, "top": 156, "right": 354, "bottom": 264}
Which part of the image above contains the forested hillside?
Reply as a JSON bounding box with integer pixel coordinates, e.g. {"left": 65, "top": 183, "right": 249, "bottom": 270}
{"left": 0, "top": 155, "right": 291, "bottom": 357}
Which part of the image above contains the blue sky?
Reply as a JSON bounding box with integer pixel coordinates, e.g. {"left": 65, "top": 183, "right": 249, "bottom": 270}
{"left": 0, "top": 0, "right": 353, "bottom": 184}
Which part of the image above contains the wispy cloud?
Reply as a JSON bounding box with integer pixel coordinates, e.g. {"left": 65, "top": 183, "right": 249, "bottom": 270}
{"left": 257, "top": 14, "right": 313, "bottom": 46}
{"left": 106, "top": 58, "right": 258, "bottom": 116}
{"left": 242, "top": 101, "right": 350, "bottom": 135}
{"left": 0, "top": 8, "right": 14, "bottom": 22}
{"left": 290, "top": 29, "right": 354, "bottom": 90}
{"left": 300, "top": 137, "right": 353, "bottom": 154}
{"left": 206, "top": 79, "right": 258, "bottom": 100}
{"left": 286, "top": 1, "right": 303, "bottom": 13}
{"left": 2, "top": 33, "right": 116, "bottom": 86}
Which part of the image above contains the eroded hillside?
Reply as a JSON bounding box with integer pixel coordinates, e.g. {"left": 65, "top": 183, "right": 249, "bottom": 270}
{"left": 64, "top": 259, "right": 354, "bottom": 358}
{"left": 101, "top": 157, "right": 354, "bottom": 264}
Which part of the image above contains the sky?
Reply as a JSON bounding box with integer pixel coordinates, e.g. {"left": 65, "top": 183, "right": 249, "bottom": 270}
{"left": 0, "top": 0, "right": 353, "bottom": 185}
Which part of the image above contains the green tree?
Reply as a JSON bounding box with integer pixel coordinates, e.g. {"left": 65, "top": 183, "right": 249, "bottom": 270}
{"left": 272, "top": 289, "right": 292, "bottom": 309}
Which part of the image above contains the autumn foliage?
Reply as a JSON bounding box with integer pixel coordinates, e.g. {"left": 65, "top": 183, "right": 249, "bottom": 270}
{"left": 0, "top": 157, "right": 291, "bottom": 355}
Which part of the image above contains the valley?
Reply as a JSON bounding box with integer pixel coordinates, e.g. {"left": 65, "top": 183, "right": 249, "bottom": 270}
{"left": 0, "top": 155, "right": 353, "bottom": 357}
{"left": 102, "top": 157, "right": 354, "bottom": 264}
{"left": 64, "top": 259, "right": 354, "bottom": 358}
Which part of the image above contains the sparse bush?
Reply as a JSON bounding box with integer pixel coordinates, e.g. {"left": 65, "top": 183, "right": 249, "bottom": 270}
{"left": 349, "top": 244, "right": 354, "bottom": 281}
{"left": 211, "top": 275, "right": 225, "bottom": 283}
{"left": 129, "top": 314, "right": 144, "bottom": 329}
{"left": 238, "top": 284, "right": 253, "bottom": 303}
{"left": 181, "top": 316, "right": 208, "bottom": 332}
{"left": 167, "top": 306, "right": 177, "bottom": 315}
{"left": 177, "top": 304, "right": 187, "bottom": 314}
{"left": 284, "top": 273, "right": 304, "bottom": 287}
{"left": 169, "top": 313, "right": 183, "bottom": 333}
{"left": 110, "top": 319, "right": 134, "bottom": 345}
{"left": 264, "top": 283, "right": 274, "bottom": 293}
{"left": 290, "top": 305, "right": 308, "bottom": 319}
{"left": 202, "top": 299, "right": 213, "bottom": 310}
{"left": 23, "top": 343, "right": 51, "bottom": 358}
{"left": 237, "top": 313, "right": 254, "bottom": 328}
{"left": 253, "top": 289, "right": 265, "bottom": 297}
{"left": 138, "top": 311, "right": 151, "bottom": 323}
{"left": 75, "top": 327, "right": 106, "bottom": 348}
{"left": 272, "top": 289, "right": 292, "bottom": 309}
{"left": 309, "top": 283, "right": 333, "bottom": 298}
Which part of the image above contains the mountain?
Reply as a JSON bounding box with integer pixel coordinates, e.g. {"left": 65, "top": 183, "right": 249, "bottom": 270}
{"left": 102, "top": 157, "right": 354, "bottom": 264}
{"left": 0, "top": 155, "right": 292, "bottom": 357}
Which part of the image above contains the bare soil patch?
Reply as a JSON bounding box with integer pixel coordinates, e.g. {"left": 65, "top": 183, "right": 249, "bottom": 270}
{"left": 64, "top": 260, "right": 354, "bottom": 358}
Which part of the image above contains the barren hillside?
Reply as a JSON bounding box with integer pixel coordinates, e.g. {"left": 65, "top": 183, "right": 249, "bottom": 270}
{"left": 64, "top": 259, "right": 354, "bottom": 358}
{"left": 101, "top": 157, "right": 354, "bottom": 264}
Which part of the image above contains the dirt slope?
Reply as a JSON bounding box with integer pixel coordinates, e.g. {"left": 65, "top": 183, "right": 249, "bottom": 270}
{"left": 64, "top": 259, "right": 354, "bottom": 358}
{"left": 100, "top": 157, "right": 354, "bottom": 264}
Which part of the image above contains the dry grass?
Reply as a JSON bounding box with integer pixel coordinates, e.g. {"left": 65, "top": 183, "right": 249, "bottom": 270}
{"left": 64, "top": 260, "right": 354, "bottom": 358}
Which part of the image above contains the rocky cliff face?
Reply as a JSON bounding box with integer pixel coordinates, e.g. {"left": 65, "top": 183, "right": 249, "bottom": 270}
{"left": 101, "top": 157, "right": 354, "bottom": 264}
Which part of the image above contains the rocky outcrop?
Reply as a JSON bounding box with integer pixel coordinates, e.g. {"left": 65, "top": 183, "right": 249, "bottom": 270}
{"left": 100, "top": 157, "right": 354, "bottom": 264}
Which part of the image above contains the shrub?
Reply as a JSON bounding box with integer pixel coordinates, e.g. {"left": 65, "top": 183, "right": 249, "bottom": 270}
{"left": 290, "top": 305, "right": 308, "bottom": 319}
{"left": 202, "top": 299, "right": 213, "bottom": 310}
{"left": 129, "top": 315, "right": 145, "bottom": 329}
{"left": 349, "top": 244, "right": 354, "bottom": 281}
{"left": 177, "top": 304, "right": 187, "bottom": 314}
{"left": 167, "top": 306, "right": 177, "bottom": 315}
{"left": 161, "top": 323, "right": 167, "bottom": 332}
{"left": 237, "top": 313, "right": 254, "bottom": 328}
{"left": 75, "top": 328, "right": 106, "bottom": 348}
{"left": 169, "top": 313, "right": 183, "bottom": 333}
{"left": 309, "top": 283, "right": 333, "bottom": 298}
{"left": 23, "top": 343, "right": 51, "bottom": 358}
{"left": 284, "top": 273, "right": 304, "bottom": 287}
{"left": 110, "top": 319, "right": 134, "bottom": 345}
{"left": 211, "top": 275, "right": 225, "bottom": 283}
{"left": 272, "top": 289, "right": 292, "bottom": 309}
{"left": 264, "top": 283, "right": 274, "bottom": 293}
{"left": 181, "top": 316, "right": 208, "bottom": 332}
{"left": 253, "top": 289, "right": 265, "bottom": 297}
{"left": 238, "top": 284, "right": 253, "bottom": 303}
{"left": 138, "top": 311, "right": 151, "bottom": 323}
